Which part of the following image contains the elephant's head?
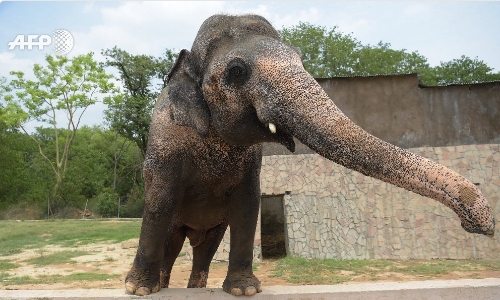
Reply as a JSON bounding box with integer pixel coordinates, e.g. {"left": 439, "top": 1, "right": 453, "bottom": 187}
{"left": 167, "top": 14, "right": 495, "bottom": 236}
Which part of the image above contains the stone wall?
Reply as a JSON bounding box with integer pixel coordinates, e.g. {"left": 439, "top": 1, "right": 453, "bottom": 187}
{"left": 260, "top": 143, "right": 500, "bottom": 260}
{"left": 178, "top": 143, "right": 499, "bottom": 263}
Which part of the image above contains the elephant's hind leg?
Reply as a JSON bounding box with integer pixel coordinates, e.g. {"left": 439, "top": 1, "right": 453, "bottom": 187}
{"left": 186, "top": 224, "right": 228, "bottom": 288}
{"left": 160, "top": 225, "right": 186, "bottom": 288}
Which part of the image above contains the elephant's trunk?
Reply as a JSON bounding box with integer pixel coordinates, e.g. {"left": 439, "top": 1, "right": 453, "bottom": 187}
{"left": 254, "top": 60, "right": 495, "bottom": 236}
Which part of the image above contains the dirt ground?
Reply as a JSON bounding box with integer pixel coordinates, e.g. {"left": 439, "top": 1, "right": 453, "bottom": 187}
{"left": 2, "top": 238, "right": 500, "bottom": 291}
{"left": 0, "top": 238, "right": 290, "bottom": 290}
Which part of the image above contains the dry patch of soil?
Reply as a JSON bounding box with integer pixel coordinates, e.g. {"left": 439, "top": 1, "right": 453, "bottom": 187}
{"left": 1, "top": 238, "right": 499, "bottom": 291}
{"left": 0, "top": 238, "right": 289, "bottom": 290}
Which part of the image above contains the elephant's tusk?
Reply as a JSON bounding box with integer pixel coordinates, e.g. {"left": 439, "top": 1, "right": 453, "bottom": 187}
{"left": 268, "top": 123, "right": 276, "bottom": 134}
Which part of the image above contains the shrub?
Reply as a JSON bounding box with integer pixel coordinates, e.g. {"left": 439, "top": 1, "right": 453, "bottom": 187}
{"left": 119, "top": 185, "right": 144, "bottom": 218}
{"left": 94, "top": 192, "right": 118, "bottom": 218}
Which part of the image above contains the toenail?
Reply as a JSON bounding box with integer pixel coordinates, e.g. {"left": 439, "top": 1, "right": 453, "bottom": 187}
{"left": 231, "top": 287, "right": 243, "bottom": 296}
{"left": 136, "top": 287, "right": 151, "bottom": 296}
{"left": 125, "top": 282, "right": 136, "bottom": 294}
{"left": 245, "top": 286, "right": 257, "bottom": 296}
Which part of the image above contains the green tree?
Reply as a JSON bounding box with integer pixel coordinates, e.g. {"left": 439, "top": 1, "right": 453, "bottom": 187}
{"left": 279, "top": 23, "right": 430, "bottom": 78}
{"left": 1, "top": 54, "right": 117, "bottom": 212}
{"left": 279, "top": 23, "right": 500, "bottom": 85}
{"left": 64, "top": 126, "right": 142, "bottom": 202}
{"left": 420, "top": 55, "right": 500, "bottom": 86}
{"left": 101, "top": 47, "right": 178, "bottom": 157}
{"left": 70, "top": 126, "right": 145, "bottom": 218}
{"left": 0, "top": 126, "right": 56, "bottom": 216}
{"left": 280, "top": 22, "right": 361, "bottom": 77}
{"left": 0, "top": 130, "right": 38, "bottom": 209}
{"left": 353, "top": 42, "right": 429, "bottom": 76}
{"left": 0, "top": 124, "right": 146, "bottom": 217}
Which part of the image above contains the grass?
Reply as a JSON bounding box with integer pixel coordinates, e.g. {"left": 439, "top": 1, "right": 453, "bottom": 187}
{"left": 2, "top": 220, "right": 500, "bottom": 288}
{"left": 0, "top": 219, "right": 142, "bottom": 256}
{"left": 400, "top": 259, "right": 500, "bottom": 275}
{"left": 0, "top": 272, "right": 120, "bottom": 285}
{"left": 272, "top": 256, "right": 500, "bottom": 284}
{"left": 26, "top": 250, "right": 94, "bottom": 266}
{"left": 0, "top": 260, "right": 17, "bottom": 271}
{"left": 0, "top": 219, "right": 140, "bottom": 287}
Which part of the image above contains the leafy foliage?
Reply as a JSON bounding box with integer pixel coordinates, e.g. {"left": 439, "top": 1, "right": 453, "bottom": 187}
{"left": 0, "top": 130, "right": 43, "bottom": 208}
{"left": 102, "top": 47, "right": 178, "bottom": 157}
{"left": 94, "top": 191, "right": 119, "bottom": 218}
{"left": 279, "top": 23, "right": 429, "bottom": 78}
{"left": 280, "top": 23, "right": 361, "bottom": 77}
{"left": 420, "top": 55, "right": 500, "bottom": 86}
{"left": 279, "top": 23, "right": 500, "bottom": 85}
{"left": 353, "top": 42, "right": 429, "bottom": 77}
{"left": 0, "top": 54, "right": 118, "bottom": 212}
{"left": 0, "top": 126, "right": 144, "bottom": 217}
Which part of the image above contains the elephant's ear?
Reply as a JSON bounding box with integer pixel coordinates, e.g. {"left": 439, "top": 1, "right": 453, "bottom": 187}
{"left": 167, "top": 49, "right": 210, "bottom": 136}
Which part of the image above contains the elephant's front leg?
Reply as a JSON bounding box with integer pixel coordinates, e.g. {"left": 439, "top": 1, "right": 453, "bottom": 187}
{"left": 125, "top": 159, "right": 183, "bottom": 296}
{"left": 223, "top": 171, "right": 262, "bottom": 296}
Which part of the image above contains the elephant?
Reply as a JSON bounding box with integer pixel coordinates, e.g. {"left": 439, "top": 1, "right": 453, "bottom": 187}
{"left": 125, "top": 14, "right": 495, "bottom": 296}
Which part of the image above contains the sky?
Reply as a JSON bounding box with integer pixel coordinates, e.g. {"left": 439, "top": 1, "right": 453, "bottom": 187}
{"left": 1, "top": 1, "right": 500, "bottom": 129}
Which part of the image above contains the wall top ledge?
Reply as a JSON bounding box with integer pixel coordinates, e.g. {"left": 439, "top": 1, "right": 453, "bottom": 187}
{"left": 1, "top": 278, "right": 500, "bottom": 300}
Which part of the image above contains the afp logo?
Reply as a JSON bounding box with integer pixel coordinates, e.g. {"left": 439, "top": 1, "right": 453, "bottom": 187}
{"left": 8, "top": 30, "right": 74, "bottom": 55}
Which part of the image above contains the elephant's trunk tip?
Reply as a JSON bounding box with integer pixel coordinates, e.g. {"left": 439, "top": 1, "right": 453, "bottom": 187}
{"left": 455, "top": 183, "right": 496, "bottom": 237}
{"left": 461, "top": 213, "right": 496, "bottom": 237}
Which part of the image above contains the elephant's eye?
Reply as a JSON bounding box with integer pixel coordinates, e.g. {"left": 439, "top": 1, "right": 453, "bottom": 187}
{"left": 225, "top": 58, "right": 250, "bottom": 87}
{"left": 230, "top": 66, "right": 244, "bottom": 77}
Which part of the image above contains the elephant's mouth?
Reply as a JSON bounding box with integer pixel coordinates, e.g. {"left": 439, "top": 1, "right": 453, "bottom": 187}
{"left": 217, "top": 109, "right": 295, "bottom": 152}
{"left": 261, "top": 121, "right": 295, "bottom": 152}
{"left": 229, "top": 108, "right": 296, "bottom": 152}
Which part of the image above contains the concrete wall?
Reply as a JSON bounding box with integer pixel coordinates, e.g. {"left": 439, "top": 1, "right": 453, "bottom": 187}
{"left": 263, "top": 74, "right": 500, "bottom": 155}
{"left": 323, "top": 74, "right": 500, "bottom": 148}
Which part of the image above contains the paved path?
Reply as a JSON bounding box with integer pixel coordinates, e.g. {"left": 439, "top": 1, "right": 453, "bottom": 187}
{"left": 1, "top": 278, "right": 500, "bottom": 299}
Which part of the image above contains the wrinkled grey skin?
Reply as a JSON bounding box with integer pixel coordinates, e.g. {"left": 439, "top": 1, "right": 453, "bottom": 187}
{"left": 125, "top": 14, "right": 495, "bottom": 296}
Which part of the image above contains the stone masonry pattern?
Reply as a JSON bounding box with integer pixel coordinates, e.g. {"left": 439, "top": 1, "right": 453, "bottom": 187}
{"left": 261, "top": 143, "right": 500, "bottom": 260}
{"left": 180, "top": 143, "right": 499, "bottom": 262}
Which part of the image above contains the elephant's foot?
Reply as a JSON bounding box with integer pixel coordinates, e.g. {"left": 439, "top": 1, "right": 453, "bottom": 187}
{"left": 125, "top": 266, "right": 161, "bottom": 296}
{"left": 187, "top": 271, "right": 208, "bottom": 288}
{"left": 222, "top": 272, "right": 262, "bottom": 296}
